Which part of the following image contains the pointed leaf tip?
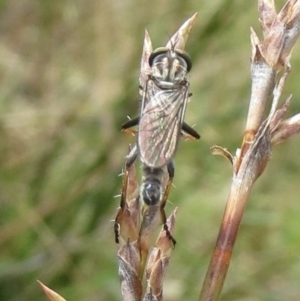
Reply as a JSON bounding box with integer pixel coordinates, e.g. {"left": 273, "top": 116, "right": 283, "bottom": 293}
{"left": 37, "top": 281, "right": 67, "bottom": 301}
{"left": 166, "top": 13, "right": 198, "bottom": 50}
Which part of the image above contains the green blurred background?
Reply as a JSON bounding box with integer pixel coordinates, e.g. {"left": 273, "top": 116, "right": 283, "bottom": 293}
{"left": 1, "top": 0, "right": 300, "bottom": 300}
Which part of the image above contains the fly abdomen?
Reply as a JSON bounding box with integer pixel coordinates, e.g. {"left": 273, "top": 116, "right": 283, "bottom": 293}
{"left": 141, "top": 166, "right": 164, "bottom": 206}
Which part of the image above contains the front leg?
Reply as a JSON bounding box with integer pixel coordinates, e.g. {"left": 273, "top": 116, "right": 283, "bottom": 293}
{"left": 125, "top": 144, "right": 138, "bottom": 168}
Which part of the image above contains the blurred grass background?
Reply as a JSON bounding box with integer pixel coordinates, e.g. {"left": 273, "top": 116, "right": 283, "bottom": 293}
{"left": 1, "top": 0, "right": 300, "bottom": 300}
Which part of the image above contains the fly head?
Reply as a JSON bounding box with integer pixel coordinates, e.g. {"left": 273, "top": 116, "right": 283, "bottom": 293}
{"left": 149, "top": 47, "right": 192, "bottom": 88}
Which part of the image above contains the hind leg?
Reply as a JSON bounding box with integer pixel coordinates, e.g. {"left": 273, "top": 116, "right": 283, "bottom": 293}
{"left": 159, "top": 161, "right": 176, "bottom": 246}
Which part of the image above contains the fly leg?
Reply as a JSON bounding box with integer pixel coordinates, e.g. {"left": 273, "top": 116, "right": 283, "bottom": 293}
{"left": 125, "top": 144, "right": 138, "bottom": 167}
{"left": 159, "top": 161, "right": 176, "bottom": 247}
{"left": 121, "top": 116, "right": 139, "bottom": 135}
{"left": 181, "top": 122, "right": 201, "bottom": 140}
{"left": 121, "top": 114, "right": 200, "bottom": 140}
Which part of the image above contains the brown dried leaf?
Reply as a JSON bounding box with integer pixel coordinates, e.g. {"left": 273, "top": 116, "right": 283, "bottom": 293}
{"left": 271, "top": 113, "right": 300, "bottom": 145}
{"left": 147, "top": 259, "right": 164, "bottom": 301}
{"left": 115, "top": 157, "right": 140, "bottom": 245}
{"left": 269, "top": 95, "right": 292, "bottom": 132}
{"left": 280, "top": 0, "right": 300, "bottom": 64}
{"left": 115, "top": 197, "right": 140, "bottom": 245}
{"left": 258, "top": 0, "right": 277, "bottom": 34}
{"left": 250, "top": 27, "right": 262, "bottom": 59}
{"left": 118, "top": 239, "right": 141, "bottom": 276}
{"left": 262, "top": 17, "right": 286, "bottom": 67}
{"left": 260, "top": 0, "right": 300, "bottom": 68}
{"left": 118, "top": 251, "right": 143, "bottom": 301}
{"left": 154, "top": 208, "right": 177, "bottom": 257}
{"left": 211, "top": 145, "right": 234, "bottom": 165}
{"left": 125, "top": 160, "right": 140, "bottom": 201}
{"left": 243, "top": 37, "right": 275, "bottom": 149}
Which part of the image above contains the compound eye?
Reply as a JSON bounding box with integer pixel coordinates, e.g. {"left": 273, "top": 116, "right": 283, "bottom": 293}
{"left": 149, "top": 47, "right": 169, "bottom": 67}
{"left": 175, "top": 49, "right": 192, "bottom": 72}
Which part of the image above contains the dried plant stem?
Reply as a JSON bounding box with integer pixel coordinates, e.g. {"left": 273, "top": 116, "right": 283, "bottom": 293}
{"left": 199, "top": 188, "right": 250, "bottom": 300}
{"left": 199, "top": 0, "right": 300, "bottom": 300}
{"left": 200, "top": 125, "right": 271, "bottom": 300}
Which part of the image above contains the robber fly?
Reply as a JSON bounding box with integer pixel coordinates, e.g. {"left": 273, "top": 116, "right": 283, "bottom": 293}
{"left": 117, "top": 46, "right": 200, "bottom": 246}
{"left": 122, "top": 46, "right": 200, "bottom": 169}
